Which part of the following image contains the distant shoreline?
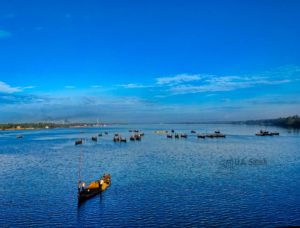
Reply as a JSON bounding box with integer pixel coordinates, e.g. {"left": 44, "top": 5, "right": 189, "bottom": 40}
{"left": 1, "top": 115, "right": 299, "bottom": 130}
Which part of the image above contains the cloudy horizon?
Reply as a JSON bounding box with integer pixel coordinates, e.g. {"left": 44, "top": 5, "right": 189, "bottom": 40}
{"left": 1, "top": 1, "right": 300, "bottom": 123}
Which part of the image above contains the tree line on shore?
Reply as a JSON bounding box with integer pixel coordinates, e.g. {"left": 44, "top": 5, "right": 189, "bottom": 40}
{"left": 0, "top": 123, "right": 93, "bottom": 130}
{"left": 238, "top": 115, "right": 300, "bottom": 128}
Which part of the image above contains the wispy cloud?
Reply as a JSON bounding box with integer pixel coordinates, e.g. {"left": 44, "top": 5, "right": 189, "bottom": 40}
{"left": 156, "top": 74, "right": 202, "bottom": 85}
{"left": 118, "top": 83, "right": 153, "bottom": 89}
{"left": 119, "top": 66, "right": 299, "bottom": 96}
{"left": 0, "top": 30, "right": 12, "bottom": 39}
{"left": 90, "top": 85, "right": 103, "bottom": 88}
{"left": 170, "top": 77, "right": 291, "bottom": 95}
{"left": 0, "top": 81, "right": 21, "bottom": 93}
{"left": 0, "top": 94, "right": 48, "bottom": 104}
{"left": 0, "top": 81, "right": 35, "bottom": 93}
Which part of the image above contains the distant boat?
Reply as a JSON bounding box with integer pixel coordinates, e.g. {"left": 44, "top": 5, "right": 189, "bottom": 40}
{"left": 130, "top": 135, "right": 135, "bottom": 141}
{"left": 206, "top": 131, "right": 226, "bottom": 138}
{"left": 197, "top": 134, "right": 205, "bottom": 139}
{"left": 91, "top": 136, "right": 97, "bottom": 142}
{"left": 191, "top": 130, "right": 197, "bottom": 134}
{"left": 98, "top": 133, "right": 103, "bottom": 137}
{"left": 174, "top": 133, "right": 187, "bottom": 139}
{"left": 120, "top": 138, "right": 127, "bottom": 143}
{"left": 181, "top": 134, "right": 188, "bottom": 138}
{"left": 113, "top": 134, "right": 127, "bottom": 142}
{"left": 16, "top": 135, "right": 23, "bottom": 139}
{"left": 255, "top": 130, "right": 279, "bottom": 136}
{"left": 167, "top": 134, "right": 173, "bottom": 138}
{"left": 75, "top": 139, "right": 83, "bottom": 145}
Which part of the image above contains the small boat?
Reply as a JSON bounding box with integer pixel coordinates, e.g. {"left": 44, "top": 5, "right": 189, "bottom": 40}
{"left": 98, "top": 133, "right": 103, "bottom": 137}
{"left": 113, "top": 134, "right": 127, "bottom": 142}
{"left": 171, "top": 129, "right": 175, "bottom": 133}
{"left": 255, "top": 130, "right": 279, "bottom": 136}
{"left": 191, "top": 130, "right": 197, "bottom": 134}
{"left": 197, "top": 134, "right": 205, "bottom": 139}
{"left": 75, "top": 139, "right": 83, "bottom": 145}
{"left": 175, "top": 134, "right": 180, "bottom": 139}
{"left": 206, "top": 131, "right": 226, "bottom": 138}
{"left": 181, "top": 134, "right": 188, "bottom": 138}
{"left": 16, "top": 135, "right": 23, "bottom": 139}
{"left": 78, "top": 174, "right": 111, "bottom": 203}
{"left": 92, "top": 136, "right": 98, "bottom": 142}
{"left": 167, "top": 134, "right": 173, "bottom": 138}
{"left": 104, "top": 132, "right": 108, "bottom": 135}
{"left": 113, "top": 136, "right": 120, "bottom": 142}
{"left": 134, "top": 134, "right": 141, "bottom": 141}
{"left": 130, "top": 136, "right": 135, "bottom": 141}
{"left": 130, "top": 133, "right": 141, "bottom": 141}
{"left": 120, "top": 138, "right": 127, "bottom": 143}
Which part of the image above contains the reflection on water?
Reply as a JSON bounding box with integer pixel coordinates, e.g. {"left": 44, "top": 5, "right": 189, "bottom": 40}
{"left": 0, "top": 124, "right": 300, "bottom": 227}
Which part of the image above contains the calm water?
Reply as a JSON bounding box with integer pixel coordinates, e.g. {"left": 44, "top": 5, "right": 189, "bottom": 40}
{"left": 0, "top": 124, "right": 300, "bottom": 227}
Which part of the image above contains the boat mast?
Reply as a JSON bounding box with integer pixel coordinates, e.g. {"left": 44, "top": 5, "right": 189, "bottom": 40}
{"left": 78, "top": 138, "right": 83, "bottom": 191}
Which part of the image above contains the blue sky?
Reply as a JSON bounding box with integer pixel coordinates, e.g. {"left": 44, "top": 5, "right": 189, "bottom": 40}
{"left": 0, "top": 0, "right": 300, "bottom": 123}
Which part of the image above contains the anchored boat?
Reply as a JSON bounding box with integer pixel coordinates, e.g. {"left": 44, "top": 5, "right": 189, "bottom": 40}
{"left": 75, "top": 139, "right": 83, "bottom": 145}
{"left": 78, "top": 174, "right": 111, "bottom": 203}
{"left": 255, "top": 130, "right": 280, "bottom": 136}
{"left": 77, "top": 137, "right": 111, "bottom": 204}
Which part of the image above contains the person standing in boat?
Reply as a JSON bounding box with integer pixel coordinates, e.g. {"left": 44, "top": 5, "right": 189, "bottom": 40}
{"left": 78, "top": 181, "right": 86, "bottom": 192}
{"left": 98, "top": 179, "right": 104, "bottom": 191}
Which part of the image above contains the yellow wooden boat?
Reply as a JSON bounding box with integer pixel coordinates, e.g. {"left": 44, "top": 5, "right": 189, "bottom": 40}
{"left": 78, "top": 173, "right": 111, "bottom": 203}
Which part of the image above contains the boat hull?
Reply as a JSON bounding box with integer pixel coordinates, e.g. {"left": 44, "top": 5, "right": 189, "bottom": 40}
{"left": 78, "top": 174, "right": 111, "bottom": 203}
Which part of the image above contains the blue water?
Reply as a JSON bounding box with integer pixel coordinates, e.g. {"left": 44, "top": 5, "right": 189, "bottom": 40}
{"left": 0, "top": 124, "right": 300, "bottom": 227}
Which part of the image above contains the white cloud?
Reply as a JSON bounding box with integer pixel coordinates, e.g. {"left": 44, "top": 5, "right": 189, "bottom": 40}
{"left": 118, "top": 83, "right": 152, "bottom": 89}
{"left": 0, "top": 81, "right": 22, "bottom": 93}
{"left": 0, "top": 82, "right": 36, "bottom": 93}
{"left": 23, "top": 86, "right": 36, "bottom": 89}
{"left": 169, "top": 77, "right": 291, "bottom": 95}
{"left": 156, "top": 74, "right": 202, "bottom": 85}
{"left": 117, "top": 65, "right": 299, "bottom": 97}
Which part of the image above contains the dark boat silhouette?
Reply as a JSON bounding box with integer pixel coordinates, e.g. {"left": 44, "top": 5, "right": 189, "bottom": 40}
{"left": 75, "top": 139, "right": 83, "bottom": 145}
{"left": 197, "top": 134, "right": 205, "bottom": 139}
{"left": 91, "top": 136, "right": 97, "bottom": 142}
{"left": 255, "top": 130, "right": 280, "bottom": 136}
{"left": 206, "top": 131, "right": 226, "bottom": 138}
